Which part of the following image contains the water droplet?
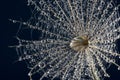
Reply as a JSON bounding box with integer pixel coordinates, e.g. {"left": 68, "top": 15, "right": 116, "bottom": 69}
{"left": 38, "top": 62, "right": 45, "bottom": 68}
{"left": 104, "top": 73, "right": 110, "bottom": 77}
{"left": 118, "top": 67, "right": 120, "bottom": 70}
{"left": 119, "top": 56, "right": 120, "bottom": 59}
{"left": 28, "top": 72, "right": 31, "bottom": 76}
{"left": 18, "top": 57, "right": 22, "bottom": 61}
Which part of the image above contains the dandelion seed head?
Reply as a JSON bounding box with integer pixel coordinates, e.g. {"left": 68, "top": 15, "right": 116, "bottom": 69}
{"left": 11, "top": 0, "right": 120, "bottom": 80}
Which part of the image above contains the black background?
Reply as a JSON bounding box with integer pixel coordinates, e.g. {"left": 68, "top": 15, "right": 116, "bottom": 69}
{"left": 0, "top": 0, "right": 120, "bottom": 80}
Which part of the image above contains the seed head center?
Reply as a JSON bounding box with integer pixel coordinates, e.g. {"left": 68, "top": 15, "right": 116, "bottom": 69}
{"left": 70, "top": 35, "right": 89, "bottom": 51}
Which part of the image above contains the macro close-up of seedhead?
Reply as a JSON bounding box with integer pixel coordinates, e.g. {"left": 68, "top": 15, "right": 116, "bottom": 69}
{"left": 11, "top": 0, "right": 120, "bottom": 80}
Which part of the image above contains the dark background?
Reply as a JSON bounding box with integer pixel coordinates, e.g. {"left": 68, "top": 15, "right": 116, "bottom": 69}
{"left": 0, "top": 0, "right": 120, "bottom": 80}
